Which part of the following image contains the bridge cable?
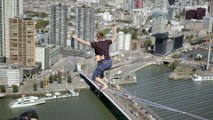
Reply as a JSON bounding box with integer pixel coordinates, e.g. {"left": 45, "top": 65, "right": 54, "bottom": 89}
{"left": 107, "top": 89, "right": 208, "bottom": 120}
{"left": 67, "top": 58, "right": 208, "bottom": 120}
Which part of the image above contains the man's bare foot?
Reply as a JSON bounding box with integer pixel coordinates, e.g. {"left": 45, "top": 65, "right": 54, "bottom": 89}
{"left": 97, "top": 83, "right": 103, "bottom": 89}
{"left": 115, "top": 85, "right": 120, "bottom": 90}
{"left": 100, "top": 85, "right": 108, "bottom": 92}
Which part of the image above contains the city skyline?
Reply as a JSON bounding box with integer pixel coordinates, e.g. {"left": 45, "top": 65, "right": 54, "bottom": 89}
{"left": 0, "top": 1, "right": 213, "bottom": 120}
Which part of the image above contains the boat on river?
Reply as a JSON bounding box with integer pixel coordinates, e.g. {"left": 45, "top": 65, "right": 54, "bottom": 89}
{"left": 43, "top": 89, "right": 79, "bottom": 101}
{"left": 191, "top": 74, "right": 213, "bottom": 81}
{"left": 0, "top": 93, "right": 5, "bottom": 98}
{"left": 10, "top": 96, "right": 45, "bottom": 108}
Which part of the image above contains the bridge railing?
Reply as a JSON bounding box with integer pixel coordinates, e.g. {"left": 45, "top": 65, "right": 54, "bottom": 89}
{"left": 79, "top": 71, "right": 160, "bottom": 120}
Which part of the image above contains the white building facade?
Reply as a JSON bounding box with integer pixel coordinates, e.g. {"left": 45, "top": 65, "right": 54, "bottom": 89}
{"left": 202, "top": 16, "right": 213, "bottom": 33}
{"left": 7, "top": 68, "right": 23, "bottom": 87}
{"left": 117, "top": 32, "right": 125, "bottom": 50}
{"left": 36, "top": 46, "right": 49, "bottom": 70}
{"left": 107, "top": 31, "right": 131, "bottom": 52}
{"left": 0, "top": 68, "right": 7, "bottom": 86}
{"left": 124, "top": 34, "right": 131, "bottom": 51}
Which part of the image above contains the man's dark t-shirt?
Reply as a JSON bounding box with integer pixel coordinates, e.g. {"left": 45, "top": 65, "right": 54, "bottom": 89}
{"left": 90, "top": 40, "right": 112, "bottom": 60}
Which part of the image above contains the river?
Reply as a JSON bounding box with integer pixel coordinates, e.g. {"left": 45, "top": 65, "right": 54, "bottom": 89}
{"left": 1, "top": 64, "right": 213, "bottom": 120}
{"left": 0, "top": 90, "right": 116, "bottom": 120}
{"left": 127, "top": 64, "right": 213, "bottom": 120}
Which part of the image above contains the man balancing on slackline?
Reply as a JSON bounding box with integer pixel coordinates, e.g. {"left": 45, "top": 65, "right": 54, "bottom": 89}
{"left": 72, "top": 24, "right": 117, "bottom": 91}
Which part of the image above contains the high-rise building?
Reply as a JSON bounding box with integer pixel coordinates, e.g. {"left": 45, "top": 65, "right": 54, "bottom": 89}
{"left": 202, "top": 16, "right": 213, "bottom": 33}
{"left": 124, "top": 33, "right": 131, "bottom": 51}
{"left": 153, "top": 0, "right": 168, "bottom": 11}
{"left": 108, "top": 0, "right": 125, "bottom": 7}
{"left": 168, "top": 0, "right": 175, "bottom": 5}
{"left": 122, "top": 0, "right": 135, "bottom": 11}
{"left": 185, "top": 7, "right": 206, "bottom": 20}
{"left": 50, "top": 3, "right": 67, "bottom": 48}
{"left": 135, "top": 0, "right": 143, "bottom": 9}
{"left": 9, "top": 17, "right": 35, "bottom": 67}
{"left": 36, "top": 46, "right": 49, "bottom": 70}
{"left": 152, "top": 12, "right": 167, "bottom": 34}
{"left": 154, "top": 33, "right": 168, "bottom": 55}
{"left": 0, "top": 0, "right": 23, "bottom": 60}
{"left": 172, "top": 34, "right": 184, "bottom": 50}
{"left": 75, "top": 6, "right": 94, "bottom": 50}
{"left": 152, "top": 0, "right": 168, "bottom": 34}
{"left": 209, "top": 1, "right": 213, "bottom": 16}
{"left": 117, "top": 32, "right": 125, "bottom": 50}
{"left": 106, "top": 33, "right": 117, "bottom": 52}
{"left": 106, "top": 31, "right": 131, "bottom": 52}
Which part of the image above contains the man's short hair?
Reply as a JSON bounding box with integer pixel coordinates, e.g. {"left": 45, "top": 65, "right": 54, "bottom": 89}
{"left": 9, "top": 109, "right": 39, "bottom": 120}
{"left": 97, "top": 32, "right": 104, "bottom": 39}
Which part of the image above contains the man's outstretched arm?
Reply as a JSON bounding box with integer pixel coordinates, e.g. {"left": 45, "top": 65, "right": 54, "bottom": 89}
{"left": 72, "top": 34, "right": 91, "bottom": 47}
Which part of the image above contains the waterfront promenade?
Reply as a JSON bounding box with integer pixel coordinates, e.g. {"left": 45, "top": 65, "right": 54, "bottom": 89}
{"left": 3, "top": 52, "right": 159, "bottom": 97}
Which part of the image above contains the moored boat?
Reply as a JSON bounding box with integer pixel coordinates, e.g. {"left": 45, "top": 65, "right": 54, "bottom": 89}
{"left": 191, "top": 74, "right": 213, "bottom": 81}
{"left": 0, "top": 93, "right": 5, "bottom": 98}
{"left": 10, "top": 96, "right": 45, "bottom": 108}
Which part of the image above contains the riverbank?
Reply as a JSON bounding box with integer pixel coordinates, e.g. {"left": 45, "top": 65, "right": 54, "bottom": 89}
{"left": 110, "top": 60, "right": 159, "bottom": 85}
{"left": 3, "top": 87, "right": 89, "bottom": 98}
{"left": 1, "top": 79, "right": 90, "bottom": 98}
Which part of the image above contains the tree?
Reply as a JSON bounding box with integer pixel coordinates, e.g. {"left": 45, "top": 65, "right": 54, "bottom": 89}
{"left": 57, "top": 71, "right": 62, "bottom": 79}
{"left": 69, "top": 15, "right": 75, "bottom": 20}
{"left": 167, "top": 20, "right": 171, "bottom": 26}
{"left": 67, "top": 71, "right": 70, "bottom": 76}
{"left": 12, "top": 85, "right": 18, "bottom": 93}
{"left": 132, "top": 44, "right": 137, "bottom": 50}
{"left": 171, "top": 54, "right": 181, "bottom": 59}
{"left": 0, "top": 86, "right": 6, "bottom": 93}
{"left": 33, "top": 83, "right": 37, "bottom": 91}
{"left": 53, "top": 74, "right": 58, "bottom": 81}
{"left": 143, "top": 40, "right": 152, "bottom": 48}
{"left": 40, "top": 12, "right": 48, "bottom": 18}
{"left": 192, "top": 67, "right": 197, "bottom": 72}
{"left": 36, "top": 20, "right": 49, "bottom": 29}
{"left": 169, "top": 61, "right": 179, "bottom": 71}
{"left": 67, "top": 75, "right": 72, "bottom": 83}
{"left": 189, "top": 53, "right": 194, "bottom": 58}
{"left": 58, "top": 77, "right": 62, "bottom": 84}
{"left": 40, "top": 81, "right": 44, "bottom": 88}
{"left": 49, "top": 74, "right": 53, "bottom": 83}
{"left": 190, "top": 34, "right": 194, "bottom": 40}
{"left": 25, "top": 10, "right": 48, "bottom": 18}
{"left": 175, "top": 14, "right": 181, "bottom": 21}
{"left": 43, "top": 77, "right": 48, "bottom": 86}
{"left": 131, "top": 31, "right": 137, "bottom": 39}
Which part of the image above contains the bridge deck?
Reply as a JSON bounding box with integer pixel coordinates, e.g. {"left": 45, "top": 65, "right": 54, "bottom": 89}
{"left": 79, "top": 71, "right": 160, "bottom": 120}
